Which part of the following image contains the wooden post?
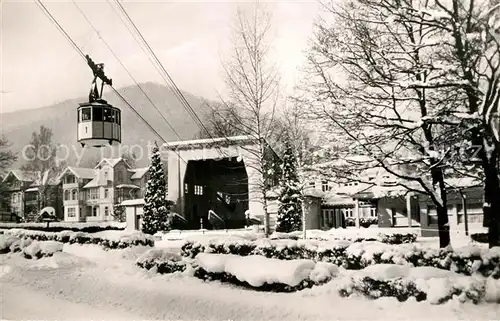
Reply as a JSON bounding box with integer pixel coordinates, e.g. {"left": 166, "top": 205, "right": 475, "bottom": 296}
{"left": 355, "top": 198, "right": 360, "bottom": 228}
{"left": 406, "top": 193, "right": 412, "bottom": 228}
{"left": 461, "top": 192, "right": 469, "bottom": 236}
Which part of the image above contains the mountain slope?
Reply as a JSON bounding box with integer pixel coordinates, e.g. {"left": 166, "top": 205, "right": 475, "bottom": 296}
{"left": 1, "top": 82, "right": 212, "bottom": 168}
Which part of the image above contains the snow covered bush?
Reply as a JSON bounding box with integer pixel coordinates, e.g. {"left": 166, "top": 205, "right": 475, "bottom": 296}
{"left": 22, "top": 240, "right": 63, "bottom": 259}
{"left": 181, "top": 238, "right": 500, "bottom": 278}
{"left": 0, "top": 234, "right": 20, "bottom": 254}
{"left": 337, "top": 264, "right": 487, "bottom": 304}
{"left": 193, "top": 253, "right": 339, "bottom": 292}
{"left": 136, "top": 249, "right": 187, "bottom": 274}
{"left": 4, "top": 229, "right": 154, "bottom": 250}
{"left": 359, "top": 217, "right": 378, "bottom": 228}
{"left": 471, "top": 233, "right": 488, "bottom": 244}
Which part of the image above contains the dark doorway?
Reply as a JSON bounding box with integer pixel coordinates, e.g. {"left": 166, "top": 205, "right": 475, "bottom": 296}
{"left": 183, "top": 158, "right": 249, "bottom": 229}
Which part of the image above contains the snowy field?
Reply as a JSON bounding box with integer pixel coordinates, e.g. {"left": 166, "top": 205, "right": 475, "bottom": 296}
{"left": 1, "top": 242, "right": 499, "bottom": 320}
{"left": 0, "top": 225, "right": 498, "bottom": 320}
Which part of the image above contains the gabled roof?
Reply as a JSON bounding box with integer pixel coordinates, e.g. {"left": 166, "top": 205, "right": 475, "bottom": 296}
{"left": 95, "top": 157, "right": 130, "bottom": 169}
{"left": 2, "top": 170, "right": 39, "bottom": 183}
{"left": 57, "top": 167, "right": 96, "bottom": 181}
{"left": 129, "top": 167, "right": 149, "bottom": 180}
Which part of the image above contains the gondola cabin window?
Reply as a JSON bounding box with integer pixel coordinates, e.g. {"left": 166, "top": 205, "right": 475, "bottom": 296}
{"left": 80, "top": 108, "right": 91, "bottom": 122}
{"left": 93, "top": 106, "right": 103, "bottom": 121}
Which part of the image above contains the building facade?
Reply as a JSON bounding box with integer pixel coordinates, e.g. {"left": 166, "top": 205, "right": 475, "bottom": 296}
{"left": 58, "top": 158, "right": 150, "bottom": 222}
{"left": 2, "top": 170, "right": 63, "bottom": 221}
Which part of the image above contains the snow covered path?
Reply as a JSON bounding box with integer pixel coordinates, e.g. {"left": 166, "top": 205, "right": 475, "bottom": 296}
{"left": 1, "top": 248, "right": 499, "bottom": 321}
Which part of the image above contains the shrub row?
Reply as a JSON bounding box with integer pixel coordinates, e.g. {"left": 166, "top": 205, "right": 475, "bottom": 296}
{"left": 181, "top": 238, "right": 500, "bottom": 278}
{"left": 337, "top": 275, "right": 484, "bottom": 304}
{"left": 3, "top": 229, "right": 154, "bottom": 250}
{"left": 0, "top": 235, "right": 63, "bottom": 259}
{"left": 193, "top": 268, "right": 327, "bottom": 292}
{"left": 0, "top": 224, "right": 124, "bottom": 233}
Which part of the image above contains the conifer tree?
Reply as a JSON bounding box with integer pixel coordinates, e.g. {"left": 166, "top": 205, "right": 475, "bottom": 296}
{"left": 142, "top": 145, "right": 170, "bottom": 235}
{"left": 276, "top": 141, "right": 302, "bottom": 232}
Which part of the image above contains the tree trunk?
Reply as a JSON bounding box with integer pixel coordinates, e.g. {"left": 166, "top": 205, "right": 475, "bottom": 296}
{"left": 483, "top": 159, "right": 500, "bottom": 248}
{"left": 430, "top": 164, "right": 451, "bottom": 248}
{"left": 436, "top": 205, "right": 451, "bottom": 248}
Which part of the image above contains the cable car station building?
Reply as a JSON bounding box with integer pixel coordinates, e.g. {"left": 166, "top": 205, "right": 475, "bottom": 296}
{"left": 165, "top": 135, "right": 269, "bottom": 230}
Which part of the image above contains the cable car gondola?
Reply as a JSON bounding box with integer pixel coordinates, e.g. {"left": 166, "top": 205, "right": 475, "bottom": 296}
{"left": 77, "top": 55, "right": 121, "bottom": 148}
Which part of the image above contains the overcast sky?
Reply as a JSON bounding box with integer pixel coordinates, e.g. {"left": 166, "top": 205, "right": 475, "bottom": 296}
{"left": 1, "top": 0, "right": 320, "bottom": 114}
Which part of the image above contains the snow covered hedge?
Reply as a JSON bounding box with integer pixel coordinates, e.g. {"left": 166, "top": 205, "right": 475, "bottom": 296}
{"left": 181, "top": 238, "right": 500, "bottom": 278}
{"left": 0, "top": 234, "right": 62, "bottom": 259}
{"left": 0, "top": 222, "right": 126, "bottom": 233}
{"left": 337, "top": 264, "right": 492, "bottom": 304}
{"left": 3, "top": 229, "right": 154, "bottom": 250}
{"left": 194, "top": 253, "right": 339, "bottom": 292}
{"left": 273, "top": 231, "right": 417, "bottom": 244}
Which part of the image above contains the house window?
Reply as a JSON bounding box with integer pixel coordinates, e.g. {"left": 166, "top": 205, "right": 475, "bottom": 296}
{"left": 67, "top": 207, "right": 76, "bottom": 218}
{"left": 194, "top": 185, "right": 203, "bottom": 195}
{"left": 321, "top": 181, "right": 331, "bottom": 192}
{"left": 88, "top": 188, "right": 98, "bottom": 200}
{"left": 370, "top": 207, "right": 377, "bottom": 217}
{"left": 93, "top": 207, "right": 99, "bottom": 217}
{"left": 64, "top": 190, "right": 70, "bottom": 200}
{"left": 65, "top": 175, "right": 75, "bottom": 184}
{"left": 344, "top": 208, "right": 353, "bottom": 217}
{"left": 104, "top": 188, "right": 109, "bottom": 199}
{"left": 72, "top": 189, "right": 77, "bottom": 200}
{"left": 104, "top": 171, "right": 109, "bottom": 181}
{"left": 117, "top": 171, "right": 124, "bottom": 182}
{"left": 104, "top": 206, "right": 109, "bottom": 216}
{"left": 308, "top": 181, "right": 316, "bottom": 189}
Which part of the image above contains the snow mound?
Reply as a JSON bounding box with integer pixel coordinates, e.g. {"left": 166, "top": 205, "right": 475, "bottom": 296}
{"left": 23, "top": 241, "right": 63, "bottom": 259}
{"left": 196, "top": 253, "right": 319, "bottom": 287}
{"left": 0, "top": 234, "right": 20, "bottom": 252}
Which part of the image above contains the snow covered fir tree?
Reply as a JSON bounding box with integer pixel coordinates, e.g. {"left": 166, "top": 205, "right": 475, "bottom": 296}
{"left": 275, "top": 140, "right": 302, "bottom": 233}
{"left": 142, "top": 145, "right": 171, "bottom": 235}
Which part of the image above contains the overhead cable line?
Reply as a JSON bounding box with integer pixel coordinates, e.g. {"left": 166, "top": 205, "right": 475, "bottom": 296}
{"left": 71, "top": 0, "right": 183, "bottom": 142}
{"left": 111, "top": 0, "right": 239, "bottom": 156}
{"left": 35, "top": 0, "right": 178, "bottom": 154}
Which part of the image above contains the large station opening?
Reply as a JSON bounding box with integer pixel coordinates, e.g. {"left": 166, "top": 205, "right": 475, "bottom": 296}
{"left": 183, "top": 158, "right": 249, "bottom": 229}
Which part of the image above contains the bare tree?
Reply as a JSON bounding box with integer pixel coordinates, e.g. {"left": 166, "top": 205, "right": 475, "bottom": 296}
{"left": 370, "top": 0, "right": 500, "bottom": 247}
{"left": 196, "top": 102, "right": 246, "bottom": 139}
{"left": 217, "top": 3, "right": 282, "bottom": 236}
{"left": 297, "top": 0, "right": 487, "bottom": 247}
{"left": 21, "top": 126, "right": 65, "bottom": 218}
{"left": 0, "top": 137, "right": 17, "bottom": 211}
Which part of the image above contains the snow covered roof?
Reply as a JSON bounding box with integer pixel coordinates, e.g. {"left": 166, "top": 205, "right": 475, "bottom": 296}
{"left": 57, "top": 167, "right": 96, "bottom": 181}
{"left": 116, "top": 184, "right": 140, "bottom": 189}
{"left": 25, "top": 187, "right": 38, "bottom": 192}
{"left": 445, "top": 177, "right": 483, "bottom": 189}
{"left": 129, "top": 167, "right": 149, "bottom": 179}
{"left": 121, "top": 199, "right": 145, "bottom": 206}
{"left": 95, "top": 157, "right": 130, "bottom": 169}
{"left": 3, "top": 170, "right": 39, "bottom": 183}
{"left": 322, "top": 193, "right": 355, "bottom": 206}
{"left": 163, "top": 135, "right": 259, "bottom": 150}
{"left": 83, "top": 177, "right": 109, "bottom": 188}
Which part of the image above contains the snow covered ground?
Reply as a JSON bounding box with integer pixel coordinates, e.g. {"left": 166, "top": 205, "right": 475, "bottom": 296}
{"left": 1, "top": 242, "right": 499, "bottom": 320}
